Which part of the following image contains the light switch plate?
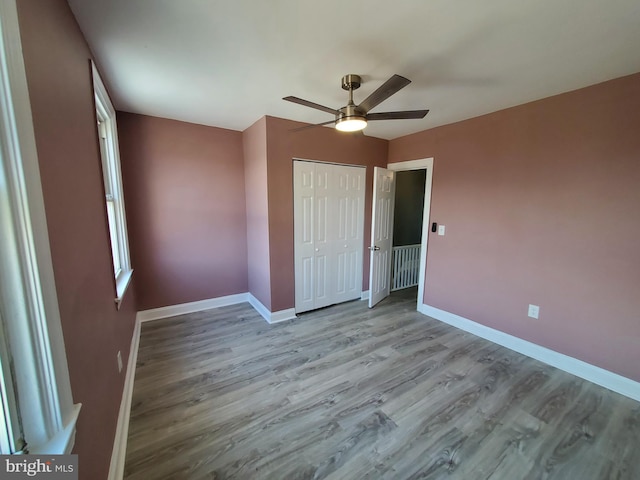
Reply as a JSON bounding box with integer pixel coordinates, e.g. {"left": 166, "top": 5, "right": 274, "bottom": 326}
{"left": 438, "top": 225, "right": 445, "bottom": 236}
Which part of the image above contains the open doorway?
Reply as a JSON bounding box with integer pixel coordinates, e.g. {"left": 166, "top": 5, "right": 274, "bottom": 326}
{"left": 388, "top": 158, "right": 433, "bottom": 309}
{"left": 368, "top": 158, "right": 434, "bottom": 310}
{"left": 390, "top": 169, "right": 426, "bottom": 301}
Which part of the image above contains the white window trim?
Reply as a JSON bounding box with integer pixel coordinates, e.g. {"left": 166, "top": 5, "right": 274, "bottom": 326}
{"left": 91, "top": 62, "right": 133, "bottom": 308}
{"left": 0, "top": 0, "right": 79, "bottom": 453}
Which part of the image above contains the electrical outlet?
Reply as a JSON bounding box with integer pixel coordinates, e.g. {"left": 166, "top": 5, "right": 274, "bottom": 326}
{"left": 528, "top": 304, "right": 540, "bottom": 319}
{"left": 117, "top": 350, "right": 123, "bottom": 373}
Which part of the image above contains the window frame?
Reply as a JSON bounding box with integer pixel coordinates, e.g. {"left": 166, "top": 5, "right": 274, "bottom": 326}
{"left": 91, "top": 62, "right": 133, "bottom": 308}
{"left": 0, "top": 0, "right": 79, "bottom": 454}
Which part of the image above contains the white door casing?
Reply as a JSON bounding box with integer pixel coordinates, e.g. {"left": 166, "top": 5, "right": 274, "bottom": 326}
{"left": 369, "top": 167, "right": 396, "bottom": 308}
{"left": 294, "top": 160, "right": 365, "bottom": 313}
{"left": 387, "top": 158, "right": 434, "bottom": 308}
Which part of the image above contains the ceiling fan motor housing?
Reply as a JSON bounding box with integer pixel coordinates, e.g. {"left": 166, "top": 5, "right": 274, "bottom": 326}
{"left": 341, "top": 74, "right": 362, "bottom": 91}
{"left": 335, "top": 103, "right": 367, "bottom": 131}
{"left": 337, "top": 103, "right": 366, "bottom": 121}
{"left": 338, "top": 74, "right": 366, "bottom": 127}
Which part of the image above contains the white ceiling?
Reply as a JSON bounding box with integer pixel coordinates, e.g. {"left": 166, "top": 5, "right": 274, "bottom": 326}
{"left": 68, "top": 0, "right": 640, "bottom": 140}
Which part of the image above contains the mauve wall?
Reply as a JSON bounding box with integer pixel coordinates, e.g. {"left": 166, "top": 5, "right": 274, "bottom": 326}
{"left": 389, "top": 73, "right": 640, "bottom": 382}
{"left": 265, "top": 116, "right": 389, "bottom": 311}
{"left": 242, "top": 117, "right": 272, "bottom": 309}
{"left": 16, "top": 1, "right": 137, "bottom": 478}
{"left": 118, "top": 113, "right": 248, "bottom": 311}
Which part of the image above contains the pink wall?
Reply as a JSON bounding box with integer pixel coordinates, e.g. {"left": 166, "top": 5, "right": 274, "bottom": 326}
{"left": 16, "top": 1, "right": 137, "bottom": 478}
{"left": 389, "top": 73, "right": 640, "bottom": 382}
{"left": 118, "top": 113, "right": 248, "bottom": 311}
{"left": 265, "top": 116, "right": 389, "bottom": 311}
{"left": 242, "top": 117, "right": 272, "bottom": 309}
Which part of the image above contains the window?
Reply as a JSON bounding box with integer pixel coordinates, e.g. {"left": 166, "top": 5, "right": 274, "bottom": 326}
{"left": 0, "top": 0, "right": 79, "bottom": 454}
{"left": 92, "top": 62, "right": 133, "bottom": 307}
{"left": 0, "top": 311, "right": 25, "bottom": 454}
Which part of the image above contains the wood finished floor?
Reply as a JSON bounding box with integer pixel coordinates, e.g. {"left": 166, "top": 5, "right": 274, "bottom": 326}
{"left": 124, "top": 289, "right": 640, "bottom": 479}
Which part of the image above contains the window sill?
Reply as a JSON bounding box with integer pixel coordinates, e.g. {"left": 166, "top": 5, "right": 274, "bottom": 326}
{"left": 115, "top": 269, "right": 133, "bottom": 310}
{"left": 30, "top": 403, "right": 81, "bottom": 454}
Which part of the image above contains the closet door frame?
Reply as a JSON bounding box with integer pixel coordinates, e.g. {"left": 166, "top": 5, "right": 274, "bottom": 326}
{"left": 293, "top": 159, "right": 365, "bottom": 313}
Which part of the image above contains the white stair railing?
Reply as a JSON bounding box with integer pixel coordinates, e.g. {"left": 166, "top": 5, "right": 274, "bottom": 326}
{"left": 391, "top": 244, "right": 421, "bottom": 291}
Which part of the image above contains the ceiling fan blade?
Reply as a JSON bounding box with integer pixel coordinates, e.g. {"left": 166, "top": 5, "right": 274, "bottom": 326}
{"left": 290, "top": 120, "right": 336, "bottom": 132}
{"left": 358, "top": 74, "right": 411, "bottom": 113}
{"left": 367, "top": 110, "right": 429, "bottom": 120}
{"left": 283, "top": 96, "right": 338, "bottom": 115}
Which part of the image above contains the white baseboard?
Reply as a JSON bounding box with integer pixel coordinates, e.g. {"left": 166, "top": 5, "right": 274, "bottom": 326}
{"left": 270, "top": 308, "right": 297, "bottom": 323}
{"left": 361, "top": 290, "right": 370, "bottom": 300}
{"left": 108, "top": 318, "right": 141, "bottom": 480}
{"left": 418, "top": 303, "right": 640, "bottom": 402}
{"left": 136, "top": 293, "right": 249, "bottom": 322}
{"left": 248, "top": 294, "right": 297, "bottom": 324}
{"left": 137, "top": 292, "right": 297, "bottom": 325}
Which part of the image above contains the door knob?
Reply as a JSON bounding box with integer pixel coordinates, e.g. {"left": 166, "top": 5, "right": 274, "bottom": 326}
{"left": 368, "top": 246, "right": 380, "bottom": 251}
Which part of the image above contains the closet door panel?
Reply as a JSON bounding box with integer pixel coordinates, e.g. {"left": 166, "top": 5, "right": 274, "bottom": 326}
{"left": 335, "top": 186, "right": 349, "bottom": 298}
{"left": 294, "top": 161, "right": 365, "bottom": 313}
{"left": 312, "top": 163, "right": 334, "bottom": 309}
{"left": 294, "top": 161, "right": 316, "bottom": 312}
{"left": 333, "top": 165, "right": 365, "bottom": 304}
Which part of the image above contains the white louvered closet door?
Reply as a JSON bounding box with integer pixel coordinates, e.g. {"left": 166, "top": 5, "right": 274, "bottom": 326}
{"left": 294, "top": 161, "right": 365, "bottom": 313}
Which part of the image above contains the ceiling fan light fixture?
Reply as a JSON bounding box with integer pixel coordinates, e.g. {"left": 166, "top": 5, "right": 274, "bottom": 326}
{"left": 335, "top": 116, "right": 367, "bottom": 132}
{"left": 284, "top": 73, "right": 427, "bottom": 134}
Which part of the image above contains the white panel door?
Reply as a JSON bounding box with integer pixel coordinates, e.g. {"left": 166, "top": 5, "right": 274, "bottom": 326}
{"left": 312, "top": 163, "right": 334, "bottom": 310}
{"left": 293, "top": 161, "right": 316, "bottom": 312}
{"left": 294, "top": 161, "right": 365, "bottom": 313}
{"left": 369, "top": 167, "right": 396, "bottom": 308}
{"left": 333, "top": 166, "right": 365, "bottom": 304}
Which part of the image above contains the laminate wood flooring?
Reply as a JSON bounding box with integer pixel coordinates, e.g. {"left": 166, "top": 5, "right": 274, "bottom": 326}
{"left": 124, "top": 289, "right": 640, "bottom": 479}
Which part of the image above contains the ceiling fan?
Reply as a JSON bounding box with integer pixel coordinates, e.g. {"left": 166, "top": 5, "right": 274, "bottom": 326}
{"left": 283, "top": 74, "right": 429, "bottom": 133}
